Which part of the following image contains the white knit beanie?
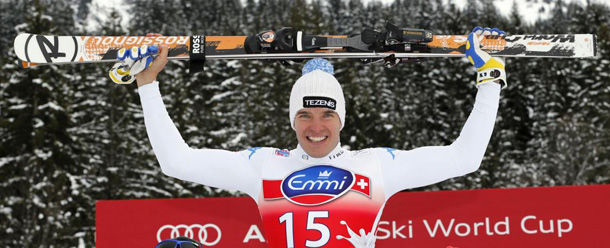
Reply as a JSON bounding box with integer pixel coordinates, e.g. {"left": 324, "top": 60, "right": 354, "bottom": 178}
{"left": 289, "top": 59, "right": 346, "bottom": 130}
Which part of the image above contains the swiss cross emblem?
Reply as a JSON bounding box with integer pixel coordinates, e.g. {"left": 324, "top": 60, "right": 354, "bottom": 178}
{"left": 352, "top": 174, "right": 371, "bottom": 197}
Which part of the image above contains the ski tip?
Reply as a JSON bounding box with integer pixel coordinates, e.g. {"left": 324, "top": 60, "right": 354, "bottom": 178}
{"left": 14, "top": 33, "right": 33, "bottom": 62}
{"left": 20, "top": 60, "right": 30, "bottom": 68}
{"left": 19, "top": 60, "right": 39, "bottom": 68}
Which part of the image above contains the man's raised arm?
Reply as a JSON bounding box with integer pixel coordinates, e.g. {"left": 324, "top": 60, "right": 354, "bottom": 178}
{"left": 136, "top": 36, "right": 264, "bottom": 199}
{"left": 380, "top": 27, "right": 506, "bottom": 197}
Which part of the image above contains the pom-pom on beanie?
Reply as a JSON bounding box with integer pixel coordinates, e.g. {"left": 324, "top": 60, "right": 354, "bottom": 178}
{"left": 289, "top": 59, "right": 346, "bottom": 130}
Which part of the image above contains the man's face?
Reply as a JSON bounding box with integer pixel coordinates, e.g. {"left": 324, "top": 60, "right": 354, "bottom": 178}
{"left": 294, "top": 108, "right": 341, "bottom": 158}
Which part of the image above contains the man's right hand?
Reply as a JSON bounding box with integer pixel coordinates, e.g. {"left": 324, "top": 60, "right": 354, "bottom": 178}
{"left": 136, "top": 33, "right": 169, "bottom": 87}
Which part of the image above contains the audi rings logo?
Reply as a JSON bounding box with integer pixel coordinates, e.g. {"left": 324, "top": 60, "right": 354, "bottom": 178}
{"left": 157, "top": 224, "right": 222, "bottom": 246}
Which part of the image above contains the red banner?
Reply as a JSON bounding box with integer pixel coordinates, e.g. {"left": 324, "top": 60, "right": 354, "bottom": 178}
{"left": 96, "top": 184, "right": 610, "bottom": 247}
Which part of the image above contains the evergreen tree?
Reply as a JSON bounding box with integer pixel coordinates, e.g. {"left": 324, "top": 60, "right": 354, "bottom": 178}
{"left": 0, "top": 0, "right": 92, "bottom": 246}
{"left": 0, "top": 0, "right": 26, "bottom": 57}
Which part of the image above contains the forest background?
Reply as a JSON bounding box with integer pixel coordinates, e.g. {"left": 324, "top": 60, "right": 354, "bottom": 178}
{"left": 0, "top": 0, "right": 609, "bottom": 246}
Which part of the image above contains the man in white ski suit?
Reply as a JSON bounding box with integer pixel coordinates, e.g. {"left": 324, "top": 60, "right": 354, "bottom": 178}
{"left": 136, "top": 27, "right": 507, "bottom": 248}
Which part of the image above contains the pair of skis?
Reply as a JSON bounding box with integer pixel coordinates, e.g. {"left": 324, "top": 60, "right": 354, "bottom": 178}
{"left": 14, "top": 22, "right": 598, "bottom": 71}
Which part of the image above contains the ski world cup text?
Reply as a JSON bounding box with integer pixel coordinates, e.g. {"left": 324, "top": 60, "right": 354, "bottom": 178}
{"left": 162, "top": 216, "right": 574, "bottom": 246}
{"left": 376, "top": 215, "right": 574, "bottom": 239}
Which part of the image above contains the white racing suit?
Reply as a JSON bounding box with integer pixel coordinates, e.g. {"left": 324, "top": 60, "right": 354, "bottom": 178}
{"left": 139, "top": 81, "right": 501, "bottom": 248}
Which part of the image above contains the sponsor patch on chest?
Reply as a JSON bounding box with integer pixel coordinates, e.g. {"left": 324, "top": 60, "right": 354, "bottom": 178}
{"left": 262, "top": 165, "right": 371, "bottom": 206}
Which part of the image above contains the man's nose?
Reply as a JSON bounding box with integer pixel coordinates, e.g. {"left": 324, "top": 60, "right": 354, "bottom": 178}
{"left": 308, "top": 117, "right": 325, "bottom": 132}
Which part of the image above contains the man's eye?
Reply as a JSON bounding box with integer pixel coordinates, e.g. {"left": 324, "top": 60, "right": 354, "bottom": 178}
{"left": 299, "top": 114, "right": 310, "bottom": 118}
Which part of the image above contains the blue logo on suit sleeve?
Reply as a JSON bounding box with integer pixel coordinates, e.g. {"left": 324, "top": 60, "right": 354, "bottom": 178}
{"left": 247, "top": 147, "right": 262, "bottom": 160}
{"left": 382, "top": 147, "right": 397, "bottom": 160}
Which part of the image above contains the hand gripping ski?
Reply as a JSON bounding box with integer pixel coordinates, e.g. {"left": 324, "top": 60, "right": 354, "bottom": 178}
{"left": 466, "top": 27, "right": 507, "bottom": 88}
{"left": 109, "top": 45, "right": 159, "bottom": 84}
